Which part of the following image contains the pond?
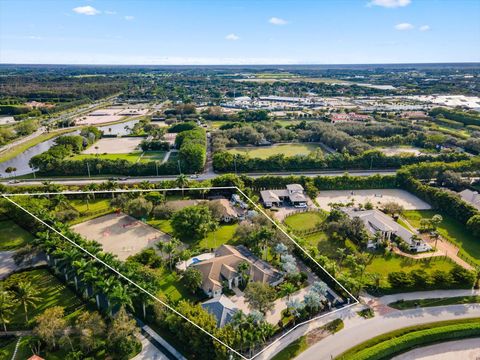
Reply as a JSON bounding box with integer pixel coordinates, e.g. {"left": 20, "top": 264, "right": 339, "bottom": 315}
{"left": 0, "top": 130, "right": 78, "bottom": 177}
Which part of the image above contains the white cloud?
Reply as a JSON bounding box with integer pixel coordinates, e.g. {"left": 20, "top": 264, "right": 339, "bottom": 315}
{"left": 72, "top": 5, "right": 100, "bottom": 16}
{"left": 419, "top": 25, "right": 430, "bottom": 31}
{"left": 124, "top": 15, "right": 135, "bottom": 21}
{"left": 105, "top": 10, "right": 117, "bottom": 15}
{"left": 367, "top": 0, "right": 411, "bottom": 8}
{"left": 395, "top": 22, "right": 414, "bottom": 30}
{"left": 225, "top": 33, "right": 240, "bottom": 41}
{"left": 269, "top": 17, "right": 288, "bottom": 25}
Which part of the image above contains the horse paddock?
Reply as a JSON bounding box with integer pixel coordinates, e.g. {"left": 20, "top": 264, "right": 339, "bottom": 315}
{"left": 315, "top": 189, "right": 431, "bottom": 210}
{"left": 71, "top": 213, "right": 170, "bottom": 260}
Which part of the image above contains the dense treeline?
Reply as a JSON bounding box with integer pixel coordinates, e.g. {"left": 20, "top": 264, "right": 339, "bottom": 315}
{"left": 429, "top": 107, "right": 480, "bottom": 127}
{"left": 213, "top": 149, "right": 468, "bottom": 173}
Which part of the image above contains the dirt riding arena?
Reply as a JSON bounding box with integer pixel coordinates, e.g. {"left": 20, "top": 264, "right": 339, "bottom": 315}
{"left": 315, "top": 189, "right": 431, "bottom": 210}
{"left": 82, "top": 137, "right": 143, "bottom": 154}
{"left": 72, "top": 213, "right": 170, "bottom": 260}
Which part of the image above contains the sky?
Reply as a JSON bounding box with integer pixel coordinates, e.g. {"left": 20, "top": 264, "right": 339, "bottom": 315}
{"left": 1, "top": 0, "right": 479, "bottom": 65}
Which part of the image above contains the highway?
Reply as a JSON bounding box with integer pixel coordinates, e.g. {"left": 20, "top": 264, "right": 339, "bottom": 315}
{"left": 1, "top": 169, "right": 397, "bottom": 186}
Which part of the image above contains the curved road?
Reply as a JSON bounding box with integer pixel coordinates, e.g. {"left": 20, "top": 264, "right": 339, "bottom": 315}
{"left": 295, "top": 303, "right": 480, "bottom": 360}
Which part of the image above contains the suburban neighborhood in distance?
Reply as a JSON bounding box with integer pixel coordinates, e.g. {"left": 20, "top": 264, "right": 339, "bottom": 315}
{"left": 0, "top": 0, "right": 480, "bottom": 359}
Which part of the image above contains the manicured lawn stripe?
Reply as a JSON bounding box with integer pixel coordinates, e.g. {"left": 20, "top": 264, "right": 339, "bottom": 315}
{"left": 227, "top": 143, "right": 322, "bottom": 159}
{"left": 0, "top": 220, "right": 34, "bottom": 250}
{"left": 1, "top": 268, "right": 86, "bottom": 330}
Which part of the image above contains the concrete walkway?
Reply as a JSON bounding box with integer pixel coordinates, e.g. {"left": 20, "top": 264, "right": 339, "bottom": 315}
{"left": 295, "top": 303, "right": 480, "bottom": 360}
{"left": 392, "top": 337, "right": 480, "bottom": 360}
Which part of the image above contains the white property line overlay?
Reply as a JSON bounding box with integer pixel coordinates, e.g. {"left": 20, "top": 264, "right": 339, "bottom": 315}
{"left": 2, "top": 186, "right": 359, "bottom": 360}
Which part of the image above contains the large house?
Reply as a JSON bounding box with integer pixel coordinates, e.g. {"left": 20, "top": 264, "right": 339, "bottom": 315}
{"left": 202, "top": 295, "right": 237, "bottom": 327}
{"left": 191, "top": 245, "right": 283, "bottom": 298}
{"left": 343, "top": 208, "right": 431, "bottom": 253}
{"left": 260, "top": 184, "right": 308, "bottom": 208}
{"left": 458, "top": 189, "right": 480, "bottom": 211}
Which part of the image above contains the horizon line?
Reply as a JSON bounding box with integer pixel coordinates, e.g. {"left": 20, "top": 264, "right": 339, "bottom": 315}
{"left": 1, "top": 61, "right": 480, "bottom": 67}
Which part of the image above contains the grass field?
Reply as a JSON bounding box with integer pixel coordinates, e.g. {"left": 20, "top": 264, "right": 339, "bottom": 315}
{"left": 1, "top": 268, "right": 87, "bottom": 329}
{"left": 227, "top": 143, "right": 321, "bottom": 159}
{"left": 271, "top": 336, "right": 308, "bottom": 360}
{"left": 70, "top": 151, "right": 167, "bottom": 163}
{"left": 0, "top": 220, "right": 34, "bottom": 251}
{"left": 197, "top": 224, "right": 238, "bottom": 249}
{"left": 147, "top": 219, "right": 173, "bottom": 234}
{"left": 156, "top": 267, "right": 199, "bottom": 303}
{"left": 70, "top": 152, "right": 143, "bottom": 162}
{"left": 365, "top": 253, "right": 456, "bottom": 290}
{"left": 70, "top": 198, "right": 111, "bottom": 213}
{"left": 403, "top": 210, "right": 480, "bottom": 265}
{"left": 141, "top": 151, "right": 167, "bottom": 162}
{"left": 284, "top": 211, "right": 326, "bottom": 232}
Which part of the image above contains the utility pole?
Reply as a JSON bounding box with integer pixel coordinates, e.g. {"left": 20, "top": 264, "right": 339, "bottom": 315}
{"left": 87, "top": 162, "right": 91, "bottom": 178}
{"left": 177, "top": 159, "right": 182, "bottom": 174}
{"left": 156, "top": 161, "right": 159, "bottom": 176}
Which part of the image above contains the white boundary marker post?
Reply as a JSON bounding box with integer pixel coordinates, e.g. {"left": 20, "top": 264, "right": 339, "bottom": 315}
{"left": 2, "top": 186, "right": 359, "bottom": 360}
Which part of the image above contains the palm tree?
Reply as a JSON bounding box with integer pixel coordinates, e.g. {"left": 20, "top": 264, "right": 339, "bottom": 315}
{"left": 0, "top": 288, "right": 16, "bottom": 332}
{"left": 108, "top": 285, "right": 133, "bottom": 316}
{"left": 237, "top": 262, "right": 250, "bottom": 286}
{"left": 279, "top": 282, "right": 296, "bottom": 301}
{"left": 175, "top": 174, "right": 189, "bottom": 197}
{"left": 15, "top": 281, "right": 40, "bottom": 323}
{"left": 163, "top": 239, "right": 180, "bottom": 270}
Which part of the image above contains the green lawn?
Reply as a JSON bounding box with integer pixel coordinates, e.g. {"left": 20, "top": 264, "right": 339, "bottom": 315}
{"left": 70, "top": 198, "right": 111, "bottom": 213}
{"left": 271, "top": 335, "right": 308, "bottom": 360}
{"left": 365, "top": 253, "right": 456, "bottom": 290}
{"left": 70, "top": 152, "right": 142, "bottom": 162}
{"left": 303, "top": 231, "right": 333, "bottom": 251}
{"left": 197, "top": 224, "right": 239, "bottom": 250}
{"left": 1, "top": 268, "right": 86, "bottom": 329}
{"left": 0, "top": 220, "right": 34, "bottom": 251}
{"left": 141, "top": 151, "right": 167, "bottom": 162}
{"left": 403, "top": 210, "right": 480, "bottom": 265}
{"left": 156, "top": 268, "right": 199, "bottom": 303}
{"left": 389, "top": 296, "right": 480, "bottom": 310}
{"left": 227, "top": 143, "right": 322, "bottom": 159}
{"left": 284, "top": 211, "right": 326, "bottom": 232}
{"left": 147, "top": 219, "right": 173, "bottom": 234}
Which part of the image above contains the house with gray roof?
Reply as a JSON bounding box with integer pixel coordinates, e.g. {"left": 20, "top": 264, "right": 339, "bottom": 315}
{"left": 202, "top": 295, "right": 238, "bottom": 327}
{"left": 343, "top": 208, "right": 431, "bottom": 252}
{"left": 260, "top": 184, "right": 308, "bottom": 208}
{"left": 458, "top": 189, "right": 480, "bottom": 211}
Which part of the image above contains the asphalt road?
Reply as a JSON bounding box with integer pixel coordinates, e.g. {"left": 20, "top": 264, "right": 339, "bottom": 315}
{"left": 295, "top": 303, "right": 480, "bottom": 360}
{"left": 1, "top": 169, "right": 397, "bottom": 186}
